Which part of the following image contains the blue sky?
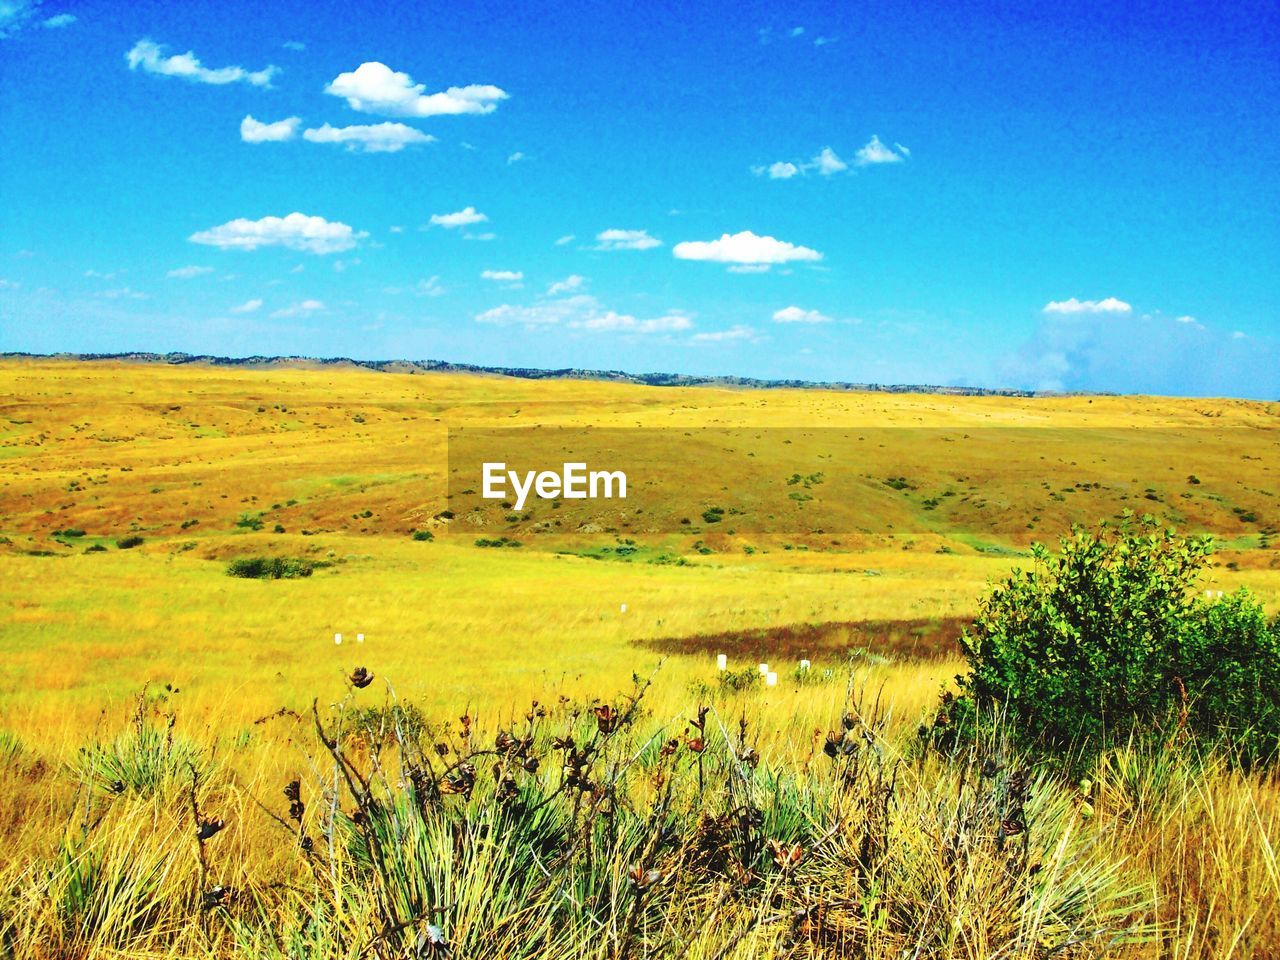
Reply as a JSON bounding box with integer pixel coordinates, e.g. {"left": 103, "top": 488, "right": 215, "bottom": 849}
{"left": 1, "top": 0, "right": 1277, "bottom": 397}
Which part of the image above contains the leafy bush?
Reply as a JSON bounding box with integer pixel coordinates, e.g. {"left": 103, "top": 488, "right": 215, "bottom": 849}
{"left": 411, "top": 529, "right": 434, "bottom": 541}
{"left": 949, "top": 517, "right": 1280, "bottom": 767}
{"left": 226, "top": 556, "right": 317, "bottom": 579}
{"left": 115, "top": 535, "right": 144, "bottom": 550}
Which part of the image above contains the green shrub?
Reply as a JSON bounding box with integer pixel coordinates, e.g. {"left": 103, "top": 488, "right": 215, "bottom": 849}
{"left": 950, "top": 516, "right": 1280, "bottom": 767}
{"left": 411, "top": 529, "right": 434, "bottom": 541}
{"left": 226, "top": 556, "right": 317, "bottom": 579}
{"left": 115, "top": 536, "right": 144, "bottom": 550}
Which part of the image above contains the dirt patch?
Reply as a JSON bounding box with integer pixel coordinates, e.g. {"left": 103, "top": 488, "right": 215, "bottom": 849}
{"left": 638, "top": 616, "right": 969, "bottom": 663}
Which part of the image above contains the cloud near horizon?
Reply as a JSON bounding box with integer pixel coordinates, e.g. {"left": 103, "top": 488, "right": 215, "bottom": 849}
{"left": 673, "top": 231, "right": 822, "bottom": 266}
{"left": 476, "top": 293, "right": 690, "bottom": 335}
{"left": 429, "top": 207, "right": 488, "bottom": 229}
{"left": 1042, "top": 296, "right": 1133, "bottom": 315}
{"left": 303, "top": 122, "right": 435, "bottom": 153}
{"left": 189, "top": 213, "right": 366, "bottom": 254}
{"left": 594, "top": 229, "right": 661, "bottom": 251}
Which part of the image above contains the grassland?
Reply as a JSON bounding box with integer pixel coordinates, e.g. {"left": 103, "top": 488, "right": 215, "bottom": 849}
{"left": 1, "top": 358, "right": 1278, "bottom": 958}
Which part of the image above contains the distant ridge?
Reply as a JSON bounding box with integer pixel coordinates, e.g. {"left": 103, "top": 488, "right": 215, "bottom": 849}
{"left": 1, "top": 350, "right": 1061, "bottom": 397}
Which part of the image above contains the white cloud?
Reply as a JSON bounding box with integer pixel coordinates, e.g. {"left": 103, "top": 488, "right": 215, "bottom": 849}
{"left": 303, "top": 121, "right": 434, "bottom": 153}
{"left": 429, "top": 206, "right": 487, "bottom": 229}
{"left": 0, "top": 278, "right": 19, "bottom": 289}
{"left": 42, "top": 12, "right": 75, "bottom": 27}
{"left": 692, "top": 325, "right": 757, "bottom": 342}
{"left": 190, "top": 213, "right": 366, "bottom": 254}
{"left": 466, "top": 231, "right": 496, "bottom": 241}
{"left": 555, "top": 234, "right": 575, "bottom": 246}
{"left": 0, "top": 1, "right": 38, "bottom": 37}
{"left": 476, "top": 293, "right": 689, "bottom": 335}
{"left": 726, "top": 264, "right": 772, "bottom": 274}
{"left": 230, "top": 298, "right": 262, "bottom": 313}
{"left": 755, "top": 146, "right": 847, "bottom": 179}
{"left": 241, "top": 115, "right": 300, "bottom": 143}
{"left": 673, "top": 230, "right": 822, "bottom": 266}
{"left": 547, "top": 274, "right": 585, "bottom": 295}
{"left": 595, "top": 228, "right": 661, "bottom": 251}
{"left": 126, "top": 39, "right": 278, "bottom": 87}
{"left": 283, "top": 40, "right": 305, "bottom": 51}
{"left": 271, "top": 298, "right": 324, "bottom": 318}
{"left": 773, "top": 305, "right": 831, "bottom": 324}
{"left": 573, "top": 312, "right": 691, "bottom": 333}
{"left": 1042, "top": 297, "right": 1133, "bottom": 315}
{"left": 167, "top": 265, "right": 213, "bottom": 279}
{"left": 84, "top": 269, "right": 119, "bottom": 279}
{"left": 415, "top": 276, "right": 444, "bottom": 297}
{"left": 507, "top": 151, "right": 525, "bottom": 164}
{"left": 854, "top": 134, "right": 909, "bottom": 166}
{"left": 325, "top": 61, "right": 507, "bottom": 117}
{"left": 482, "top": 269, "right": 523, "bottom": 282}
{"left": 101, "top": 287, "right": 147, "bottom": 300}
{"left": 814, "top": 147, "right": 847, "bottom": 175}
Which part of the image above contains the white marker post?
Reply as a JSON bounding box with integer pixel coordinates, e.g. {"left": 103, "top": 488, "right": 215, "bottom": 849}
{"left": 334, "top": 633, "right": 342, "bottom": 645}
{"left": 620, "top": 603, "right": 627, "bottom": 613}
{"left": 800, "top": 659, "right": 811, "bottom": 671}
{"left": 357, "top": 633, "right": 365, "bottom": 643}
{"left": 758, "top": 662, "right": 769, "bottom": 675}
{"left": 716, "top": 654, "right": 728, "bottom": 671}
{"left": 766, "top": 671, "right": 778, "bottom": 687}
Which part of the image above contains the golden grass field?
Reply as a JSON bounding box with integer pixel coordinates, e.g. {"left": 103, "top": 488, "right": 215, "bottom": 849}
{"left": 1, "top": 358, "right": 1278, "bottom": 958}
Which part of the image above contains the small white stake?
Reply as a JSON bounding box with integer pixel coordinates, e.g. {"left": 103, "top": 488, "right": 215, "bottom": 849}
{"left": 357, "top": 633, "right": 364, "bottom": 643}
{"left": 758, "top": 662, "right": 769, "bottom": 675}
{"left": 800, "top": 659, "right": 811, "bottom": 671}
{"left": 620, "top": 603, "right": 627, "bottom": 613}
{"left": 716, "top": 654, "right": 728, "bottom": 671}
{"left": 766, "top": 671, "right": 778, "bottom": 687}
{"left": 334, "top": 633, "right": 342, "bottom": 645}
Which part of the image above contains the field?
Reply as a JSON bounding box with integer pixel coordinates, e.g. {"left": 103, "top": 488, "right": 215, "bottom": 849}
{"left": 1, "top": 358, "right": 1279, "bottom": 958}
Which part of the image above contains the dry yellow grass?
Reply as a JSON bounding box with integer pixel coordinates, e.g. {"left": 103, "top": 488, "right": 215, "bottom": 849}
{"left": 1, "top": 359, "right": 1278, "bottom": 958}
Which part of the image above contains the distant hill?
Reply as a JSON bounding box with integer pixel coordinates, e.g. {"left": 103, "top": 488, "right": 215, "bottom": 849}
{"left": 1, "top": 350, "right": 1053, "bottom": 397}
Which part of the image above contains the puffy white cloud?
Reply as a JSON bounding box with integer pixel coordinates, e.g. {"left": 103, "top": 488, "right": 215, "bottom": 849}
{"left": 595, "top": 228, "right": 661, "bottom": 251}
{"left": 167, "top": 265, "right": 213, "bottom": 279}
{"left": 547, "top": 274, "right": 585, "bottom": 295}
{"left": 555, "top": 234, "right": 575, "bottom": 246}
{"left": 773, "top": 305, "right": 831, "bottom": 324}
{"left": 429, "top": 206, "right": 487, "bottom": 228}
{"left": 476, "top": 293, "right": 689, "bottom": 335}
{"left": 282, "top": 40, "right": 305, "bottom": 51}
{"left": 814, "top": 147, "right": 847, "bottom": 175}
{"left": 692, "top": 325, "right": 757, "bottom": 342}
{"left": 767, "top": 161, "right": 799, "bottom": 180}
{"left": 303, "top": 122, "right": 434, "bottom": 153}
{"left": 126, "top": 39, "right": 278, "bottom": 87}
{"left": 481, "top": 269, "right": 523, "bottom": 282}
{"left": 271, "top": 299, "right": 324, "bottom": 317}
{"left": 854, "top": 134, "right": 908, "bottom": 165}
{"left": 230, "top": 298, "right": 262, "bottom": 313}
{"left": 101, "top": 287, "right": 148, "bottom": 300}
{"left": 325, "top": 61, "right": 507, "bottom": 117}
{"left": 190, "top": 213, "right": 366, "bottom": 254}
{"left": 241, "top": 115, "right": 300, "bottom": 142}
{"left": 43, "top": 12, "right": 75, "bottom": 27}
{"left": 1042, "top": 297, "right": 1133, "bottom": 315}
{"left": 507, "top": 151, "right": 525, "bottom": 164}
{"left": 673, "top": 230, "right": 822, "bottom": 265}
